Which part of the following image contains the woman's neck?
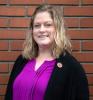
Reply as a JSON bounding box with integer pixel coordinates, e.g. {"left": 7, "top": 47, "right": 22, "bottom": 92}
{"left": 37, "top": 47, "right": 55, "bottom": 61}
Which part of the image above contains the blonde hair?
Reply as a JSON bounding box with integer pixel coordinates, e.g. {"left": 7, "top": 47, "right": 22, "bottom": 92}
{"left": 22, "top": 4, "right": 72, "bottom": 59}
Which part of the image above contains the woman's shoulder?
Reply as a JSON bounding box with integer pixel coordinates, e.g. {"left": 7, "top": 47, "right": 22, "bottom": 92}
{"left": 64, "top": 51, "right": 80, "bottom": 65}
{"left": 13, "top": 54, "right": 27, "bottom": 69}
{"left": 10, "top": 54, "right": 28, "bottom": 75}
{"left": 62, "top": 51, "right": 85, "bottom": 74}
{"left": 15, "top": 54, "right": 27, "bottom": 63}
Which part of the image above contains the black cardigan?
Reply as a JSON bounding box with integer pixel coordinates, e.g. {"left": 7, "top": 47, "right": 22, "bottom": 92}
{"left": 5, "top": 51, "right": 89, "bottom": 100}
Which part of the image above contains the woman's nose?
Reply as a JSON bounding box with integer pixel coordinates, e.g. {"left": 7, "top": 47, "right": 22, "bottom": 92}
{"left": 40, "top": 25, "right": 45, "bottom": 32}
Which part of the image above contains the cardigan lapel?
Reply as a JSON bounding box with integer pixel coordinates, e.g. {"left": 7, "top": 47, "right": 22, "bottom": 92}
{"left": 44, "top": 52, "right": 66, "bottom": 100}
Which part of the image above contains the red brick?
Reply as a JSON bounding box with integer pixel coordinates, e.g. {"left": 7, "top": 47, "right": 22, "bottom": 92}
{"left": 87, "top": 75, "right": 93, "bottom": 85}
{"left": 9, "top": 18, "right": 30, "bottom": 28}
{"left": 0, "top": 96, "right": 4, "bottom": 100}
{"left": 82, "top": 40, "right": 93, "bottom": 51}
{"left": 67, "top": 30, "right": 93, "bottom": 39}
{"left": 0, "top": 18, "right": 8, "bottom": 27}
{"left": 82, "top": 0, "right": 93, "bottom": 4}
{"left": 80, "top": 18, "right": 93, "bottom": 28}
{"left": 73, "top": 52, "right": 93, "bottom": 62}
{"left": 89, "top": 86, "right": 93, "bottom": 96}
{"left": 65, "top": 18, "right": 79, "bottom": 28}
{"left": 71, "top": 40, "right": 80, "bottom": 51}
{"left": 10, "top": 40, "right": 24, "bottom": 50}
{"left": 9, "top": 0, "right": 43, "bottom": 4}
{"left": 0, "top": 64, "right": 8, "bottom": 73}
{"left": 0, "top": 85, "right": 6, "bottom": 95}
{"left": 0, "top": 40, "right": 8, "bottom": 50}
{"left": 0, "top": 0, "right": 7, "bottom": 4}
{"left": 0, "top": 29, "right": 27, "bottom": 39}
{"left": 0, "top": 6, "right": 26, "bottom": 16}
{"left": 27, "top": 6, "right": 37, "bottom": 16}
{"left": 46, "top": 0, "right": 78, "bottom": 4}
{"left": 64, "top": 6, "right": 93, "bottom": 16}
{"left": 0, "top": 75, "right": 9, "bottom": 84}
{"left": 83, "top": 64, "right": 93, "bottom": 74}
{"left": 9, "top": 63, "right": 14, "bottom": 72}
{"left": 90, "top": 97, "right": 93, "bottom": 100}
{"left": 0, "top": 51, "right": 21, "bottom": 61}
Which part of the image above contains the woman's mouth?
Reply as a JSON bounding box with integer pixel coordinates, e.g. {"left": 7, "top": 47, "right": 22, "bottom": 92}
{"left": 38, "top": 35, "right": 48, "bottom": 38}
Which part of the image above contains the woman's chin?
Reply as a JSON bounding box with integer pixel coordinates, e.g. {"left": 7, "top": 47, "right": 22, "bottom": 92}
{"left": 38, "top": 43, "right": 52, "bottom": 48}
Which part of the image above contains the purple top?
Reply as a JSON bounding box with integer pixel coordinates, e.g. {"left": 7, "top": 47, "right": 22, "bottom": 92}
{"left": 13, "top": 58, "right": 56, "bottom": 100}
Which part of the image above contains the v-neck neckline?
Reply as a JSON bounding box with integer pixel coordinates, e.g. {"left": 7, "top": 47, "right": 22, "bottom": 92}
{"left": 33, "top": 58, "right": 56, "bottom": 73}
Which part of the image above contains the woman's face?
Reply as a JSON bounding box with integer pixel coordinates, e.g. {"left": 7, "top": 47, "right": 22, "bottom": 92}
{"left": 33, "top": 11, "right": 56, "bottom": 48}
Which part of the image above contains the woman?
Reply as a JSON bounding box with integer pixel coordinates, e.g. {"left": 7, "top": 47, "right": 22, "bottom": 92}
{"left": 5, "top": 4, "right": 89, "bottom": 100}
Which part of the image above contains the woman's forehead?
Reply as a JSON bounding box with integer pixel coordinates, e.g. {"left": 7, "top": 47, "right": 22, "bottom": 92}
{"left": 33, "top": 11, "right": 53, "bottom": 23}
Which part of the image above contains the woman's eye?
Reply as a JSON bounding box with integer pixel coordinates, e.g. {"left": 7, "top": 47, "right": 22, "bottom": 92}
{"left": 33, "top": 24, "right": 40, "bottom": 28}
{"left": 45, "top": 23, "right": 53, "bottom": 27}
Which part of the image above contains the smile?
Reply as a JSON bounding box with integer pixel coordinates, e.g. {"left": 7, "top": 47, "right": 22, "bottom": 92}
{"left": 38, "top": 35, "right": 48, "bottom": 38}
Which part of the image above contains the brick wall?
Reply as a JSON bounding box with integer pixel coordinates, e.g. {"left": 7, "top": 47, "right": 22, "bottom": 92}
{"left": 0, "top": 0, "right": 93, "bottom": 100}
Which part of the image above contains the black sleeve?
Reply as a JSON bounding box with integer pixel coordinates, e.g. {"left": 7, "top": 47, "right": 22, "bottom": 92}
{"left": 72, "top": 58, "right": 89, "bottom": 100}
{"left": 4, "top": 55, "right": 23, "bottom": 100}
{"left": 64, "top": 51, "right": 89, "bottom": 100}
